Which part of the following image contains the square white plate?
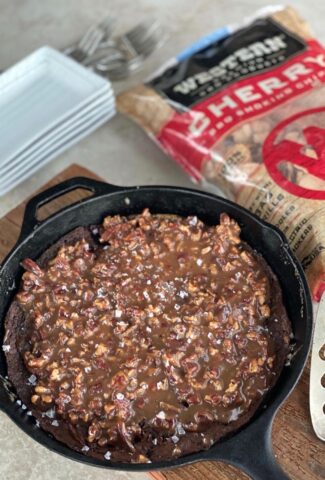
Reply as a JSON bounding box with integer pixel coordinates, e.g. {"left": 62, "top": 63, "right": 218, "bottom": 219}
{"left": 0, "top": 108, "right": 114, "bottom": 196}
{"left": 0, "top": 46, "right": 112, "bottom": 165}
{"left": 0, "top": 102, "right": 114, "bottom": 189}
{"left": 0, "top": 93, "right": 115, "bottom": 175}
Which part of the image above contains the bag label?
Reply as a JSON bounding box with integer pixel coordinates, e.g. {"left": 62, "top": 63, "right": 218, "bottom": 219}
{"left": 156, "top": 39, "right": 325, "bottom": 178}
{"left": 263, "top": 107, "right": 325, "bottom": 199}
{"left": 150, "top": 18, "right": 306, "bottom": 108}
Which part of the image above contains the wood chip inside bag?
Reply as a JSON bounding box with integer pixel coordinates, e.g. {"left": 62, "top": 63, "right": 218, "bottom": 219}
{"left": 117, "top": 6, "right": 325, "bottom": 301}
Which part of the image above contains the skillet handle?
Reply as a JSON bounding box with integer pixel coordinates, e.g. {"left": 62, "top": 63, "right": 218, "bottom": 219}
{"left": 19, "top": 177, "right": 124, "bottom": 240}
{"left": 229, "top": 442, "right": 289, "bottom": 480}
{"left": 207, "top": 413, "right": 290, "bottom": 480}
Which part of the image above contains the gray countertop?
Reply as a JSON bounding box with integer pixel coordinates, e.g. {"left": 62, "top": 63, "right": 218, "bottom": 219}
{"left": 0, "top": 1, "right": 324, "bottom": 479}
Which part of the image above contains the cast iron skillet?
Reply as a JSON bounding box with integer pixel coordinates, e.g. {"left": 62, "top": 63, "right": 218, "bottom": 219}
{"left": 0, "top": 177, "right": 313, "bottom": 480}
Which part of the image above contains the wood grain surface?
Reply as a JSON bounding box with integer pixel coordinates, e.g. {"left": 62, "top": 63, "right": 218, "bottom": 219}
{"left": 0, "top": 165, "right": 323, "bottom": 480}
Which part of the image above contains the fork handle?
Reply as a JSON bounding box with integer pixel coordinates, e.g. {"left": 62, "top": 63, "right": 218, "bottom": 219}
{"left": 82, "top": 46, "right": 124, "bottom": 67}
{"left": 99, "top": 38, "right": 137, "bottom": 60}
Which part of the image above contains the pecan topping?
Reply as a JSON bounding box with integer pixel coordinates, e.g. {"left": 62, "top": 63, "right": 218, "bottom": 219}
{"left": 16, "top": 211, "right": 278, "bottom": 459}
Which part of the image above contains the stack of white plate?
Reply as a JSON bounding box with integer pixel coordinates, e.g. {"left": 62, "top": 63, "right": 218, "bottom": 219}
{"left": 0, "top": 46, "right": 115, "bottom": 196}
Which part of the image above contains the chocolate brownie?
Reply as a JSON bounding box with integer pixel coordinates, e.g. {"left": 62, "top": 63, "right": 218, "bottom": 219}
{"left": 4, "top": 211, "right": 291, "bottom": 463}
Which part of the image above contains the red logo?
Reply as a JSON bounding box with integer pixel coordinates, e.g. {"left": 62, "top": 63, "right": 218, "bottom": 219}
{"left": 263, "top": 107, "right": 325, "bottom": 200}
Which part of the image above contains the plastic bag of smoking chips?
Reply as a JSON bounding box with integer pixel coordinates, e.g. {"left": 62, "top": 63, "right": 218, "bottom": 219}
{"left": 117, "top": 6, "right": 325, "bottom": 300}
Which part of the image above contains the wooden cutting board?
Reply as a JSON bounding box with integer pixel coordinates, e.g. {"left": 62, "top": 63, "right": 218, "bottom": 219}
{"left": 0, "top": 164, "right": 324, "bottom": 480}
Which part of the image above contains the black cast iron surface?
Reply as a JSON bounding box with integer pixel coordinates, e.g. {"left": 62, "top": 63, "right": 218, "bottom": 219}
{"left": 0, "top": 177, "right": 313, "bottom": 480}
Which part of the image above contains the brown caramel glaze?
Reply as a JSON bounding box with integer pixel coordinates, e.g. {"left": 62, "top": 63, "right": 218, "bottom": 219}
{"left": 4, "top": 212, "right": 291, "bottom": 463}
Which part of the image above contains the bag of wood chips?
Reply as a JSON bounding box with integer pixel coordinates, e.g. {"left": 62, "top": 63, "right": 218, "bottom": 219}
{"left": 117, "top": 6, "right": 325, "bottom": 301}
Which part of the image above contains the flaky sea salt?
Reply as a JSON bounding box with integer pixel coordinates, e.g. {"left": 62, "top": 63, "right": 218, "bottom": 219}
{"left": 116, "top": 393, "right": 124, "bottom": 400}
{"left": 27, "top": 411, "right": 32, "bottom": 416}
{"left": 28, "top": 374, "right": 37, "bottom": 385}
{"left": 196, "top": 258, "right": 203, "bottom": 266}
{"left": 84, "top": 366, "right": 92, "bottom": 373}
{"left": 208, "top": 332, "right": 214, "bottom": 340}
{"left": 51, "top": 420, "right": 59, "bottom": 427}
{"left": 124, "top": 197, "right": 131, "bottom": 205}
{"left": 21, "top": 404, "right": 27, "bottom": 410}
{"left": 2, "top": 345, "right": 10, "bottom": 352}
{"left": 147, "top": 279, "right": 152, "bottom": 285}
{"left": 171, "top": 435, "right": 179, "bottom": 444}
{"left": 16, "top": 400, "right": 22, "bottom": 406}
{"left": 81, "top": 445, "right": 90, "bottom": 452}
{"left": 35, "top": 420, "right": 40, "bottom": 428}
{"left": 189, "top": 216, "right": 198, "bottom": 226}
{"left": 174, "top": 304, "right": 180, "bottom": 311}
{"left": 143, "top": 290, "right": 150, "bottom": 301}
{"left": 44, "top": 408, "right": 55, "bottom": 419}
{"left": 152, "top": 438, "right": 158, "bottom": 445}
{"left": 156, "top": 411, "right": 166, "bottom": 420}
{"left": 146, "top": 326, "right": 152, "bottom": 333}
{"left": 176, "top": 423, "right": 186, "bottom": 436}
{"left": 115, "top": 309, "right": 122, "bottom": 318}
{"left": 104, "top": 451, "right": 111, "bottom": 460}
{"left": 179, "top": 290, "right": 188, "bottom": 299}
{"left": 97, "top": 287, "right": 106, "bottom": 298}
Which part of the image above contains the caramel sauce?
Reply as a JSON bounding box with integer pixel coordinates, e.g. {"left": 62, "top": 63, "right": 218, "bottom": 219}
{"left": 17, "top": 211, "right": 277, "bottom": 452}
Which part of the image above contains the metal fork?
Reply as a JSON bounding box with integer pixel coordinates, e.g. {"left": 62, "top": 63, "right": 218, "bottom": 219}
{"left": 103, "top": 19, "right": 163, "bottom": 57}
{"left": 91, "top": 20, "right": 164, "bottom": 79}
{"left": 63, "top": 16, "right": 114, "bottom": 63}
